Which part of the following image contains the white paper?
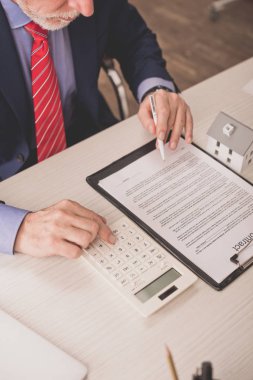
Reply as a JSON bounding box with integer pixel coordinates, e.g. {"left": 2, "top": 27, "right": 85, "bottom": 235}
{"left": 99, "top": 139, "right": 253, "bottom": 283}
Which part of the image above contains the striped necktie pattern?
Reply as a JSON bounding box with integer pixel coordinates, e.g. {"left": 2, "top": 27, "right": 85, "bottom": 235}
{"left": 25, "top": 21, "right": 67, "bottom": 162}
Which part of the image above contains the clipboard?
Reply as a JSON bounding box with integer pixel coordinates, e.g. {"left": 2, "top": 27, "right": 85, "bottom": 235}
{"left": 86, "top": 138, "right": 253, "bottom": 290}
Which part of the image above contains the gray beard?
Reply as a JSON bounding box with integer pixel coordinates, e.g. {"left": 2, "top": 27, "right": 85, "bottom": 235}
{"left": 15, "top": 0, "right": 80, "bottom": 31}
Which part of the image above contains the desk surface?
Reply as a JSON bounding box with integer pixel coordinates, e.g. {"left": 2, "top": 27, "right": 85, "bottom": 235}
{"left": 0, "top": 58, "right": 252, "bottom": 380}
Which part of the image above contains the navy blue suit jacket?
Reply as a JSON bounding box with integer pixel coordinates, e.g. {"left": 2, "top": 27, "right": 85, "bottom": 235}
{"left": 0, "top": 0, "right": 175, "bottom": 181}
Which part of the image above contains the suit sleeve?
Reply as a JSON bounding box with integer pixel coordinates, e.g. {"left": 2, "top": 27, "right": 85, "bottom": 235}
{"left": 0, "top": 203, "right": 29, "bottom": 255}
{"left": 106, "top": 0, "right": 178, "bottom": 99}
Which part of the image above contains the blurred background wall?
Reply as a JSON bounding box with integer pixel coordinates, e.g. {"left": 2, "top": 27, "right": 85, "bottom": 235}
{"left": 99, "top": 0, "right": 253, "bottom": 118}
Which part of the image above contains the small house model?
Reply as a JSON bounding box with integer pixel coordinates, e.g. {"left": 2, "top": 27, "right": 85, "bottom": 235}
{"left": 206, "top": 112, "right": 253, "bottom": 173}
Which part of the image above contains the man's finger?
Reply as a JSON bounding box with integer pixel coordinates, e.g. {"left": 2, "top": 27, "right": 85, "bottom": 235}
{"left": 64, "top": 226, "right": 93, "bottom": 249}
{"left": 66, "top": 215, "right": 100, "bottom": 242}
{"left": 167, "top": 93, "right": 177, "bottom": 132}
{"left": 58, "top": 240, "right": 83, "bottom": 259}
{"left": 185, "top": 106, "right": 193, "bottom": 144}
{"left": 53, "top": 199, "right": 106, "bottom": 226}
{"left": 169, "top": 100, "right": 186, "bottom": 150}
{"left": 69, "top": 214, "right": 116, "bottom": 245}
{"left": 155, "top": 91, "right": 170, "bottom": 141}
{"left": 98, "top": 222, "right": 117, "bottom": 244}
{"left": 138, "top": 98, "right": 156, "bottom": 135}
{"left": 62, "top": 202, "right": 116, "bottom": 244}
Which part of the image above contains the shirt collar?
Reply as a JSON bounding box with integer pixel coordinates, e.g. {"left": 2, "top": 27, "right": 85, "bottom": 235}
{"left": 0, "top": 0, "right": 30, "bottom": 29}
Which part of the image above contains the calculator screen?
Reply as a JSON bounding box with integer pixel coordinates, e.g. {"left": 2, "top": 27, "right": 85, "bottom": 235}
{"left": 134, "top": 268, "right": 181, "bottom": 303}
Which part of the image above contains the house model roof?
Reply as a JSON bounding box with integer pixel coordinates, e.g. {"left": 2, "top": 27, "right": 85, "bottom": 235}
{"left": 207, "top": 112, "right": 253, "bottom": 155}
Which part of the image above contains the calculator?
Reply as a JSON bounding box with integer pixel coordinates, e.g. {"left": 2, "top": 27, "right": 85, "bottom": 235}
{"left": 82, "top": 216, "right": 197, "bottom": 317}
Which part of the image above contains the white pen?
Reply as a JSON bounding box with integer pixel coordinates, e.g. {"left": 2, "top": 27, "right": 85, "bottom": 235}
{"left": 149, "top": 94, "right": 165, "bottom": 161}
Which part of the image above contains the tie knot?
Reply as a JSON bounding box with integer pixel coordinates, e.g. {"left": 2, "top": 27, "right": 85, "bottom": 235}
{"left": 24, "top": 21, "right": 48, "bottom": 41}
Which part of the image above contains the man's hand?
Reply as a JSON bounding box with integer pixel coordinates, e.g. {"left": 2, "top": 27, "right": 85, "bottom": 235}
{"left": 138, "top": 90, "right": 193, "bottom": 150}
{"left": 14, "top": 200, "right": 116, "bottom": 259}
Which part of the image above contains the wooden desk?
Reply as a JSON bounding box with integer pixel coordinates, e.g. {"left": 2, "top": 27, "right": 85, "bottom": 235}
{"left": 0, "top": 59, "right": 252, "bottom": 380}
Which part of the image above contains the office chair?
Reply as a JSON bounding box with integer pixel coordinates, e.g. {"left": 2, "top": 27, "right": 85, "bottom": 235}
{"left": 209, "top": 0, "right": 241, "bottom": 21}
{"left": 102, "top": 56, "right": 130, "bottom": 120}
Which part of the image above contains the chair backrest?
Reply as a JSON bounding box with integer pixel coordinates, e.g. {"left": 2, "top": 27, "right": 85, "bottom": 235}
{"left": 102, "top": 56, "right": 129, "bottom": 120}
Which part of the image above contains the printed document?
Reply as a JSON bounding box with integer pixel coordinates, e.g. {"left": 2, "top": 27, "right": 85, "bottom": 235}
{"left": 99, "top": 139, "right": 253, "bottom": 283}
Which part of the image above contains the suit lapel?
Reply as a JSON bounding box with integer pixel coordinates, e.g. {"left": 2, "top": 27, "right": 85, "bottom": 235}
{"left": 0, "top": 4, "right": 33, "bottom": 134}
{"left": 68, "top": 15, "right": 99, "bottom": 120}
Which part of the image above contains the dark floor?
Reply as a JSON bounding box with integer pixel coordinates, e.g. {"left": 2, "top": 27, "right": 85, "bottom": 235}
{"left": 99, "top": 0, "right": 253, "bottom": 118}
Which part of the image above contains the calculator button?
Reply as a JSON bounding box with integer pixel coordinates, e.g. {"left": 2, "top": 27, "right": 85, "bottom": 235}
{"left": 127, "top": 271, "right": 138, "bottom": 281}
{"left": 131, "top": 278, "right": 144, "bottom": 290}
{"left": 112, "top": 258, "right": 124, "bottom": 267}
{"left": 148, "top": 247, "right": 159, "bottom": 255}
{"left": 97, "top": 257, "right": 108, "bottom": 267}
{"left": 130, "top": 245, "right": 142, "bottom": 255}
{"left": 118, "top": 234, "right": 126, "bottom": 242}
{"left": 130, "top": 258, "right": 141, "bottom": 267}
{"left": 106, "top": 251, "right": 115, "bottom": 259}
{"left": 160, "top": 261, "right": 171, "bottom": 270}
{"left": 124, "top": 239, "right": 135, "bottom": 248}
{"left": 155, "top": 252, "right": 165, "bottom": 260}
{"left": 123, "top": 252, "right": 133, "bottom": 260}
{"left": 127, "top": 228, "right": 136, "bottom": 236}
{"left": 136, "top": 264, "right": 148, "bottom": 274}
{"left": 121, "top": 265, "right": 131, "bottom": 274}
{"left": 114, "top": 245, "right": 126, "bottom": 254}
{"left": 104, "top": 264, "right": 115, "bottom": 273}
{"left": 112, "top": 228, "right": 120, "bottom": 235}
{"left": 146, "top": 258, "right": 157, "bottom": 267}
{"left": 112, "top": 271, "right": 122, "bottom": 280}
{"left": 86, "top": 247, "right": 99, "bottom": 257}
{"left": 120, "top": 221, "right": 128, "bottom": 229}
{"left": 94, "top": 241, "right": 110, "bottom": 253}
{"left": 140, "top": 240, "right": 151, "bottom": 249}
{"left": 138, "top": 252, "right": 151, "bottom": 261}
{"left": 118, "top": 278, "right": 128, "bottom": 287}
{"left": 91, "top": 253, "right": 101, "bottom": 261}
{"left": 134, "top": 234, "right": 143, "bottom": 242}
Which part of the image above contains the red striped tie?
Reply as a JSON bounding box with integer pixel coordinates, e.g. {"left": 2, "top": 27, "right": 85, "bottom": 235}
{"left": 25, "top": 21, "right": 67, "bottom": 162}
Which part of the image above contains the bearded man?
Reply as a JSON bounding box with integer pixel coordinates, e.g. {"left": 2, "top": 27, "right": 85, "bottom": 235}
{"left": 0, "top": 0, "right": 193, "bottom": 258}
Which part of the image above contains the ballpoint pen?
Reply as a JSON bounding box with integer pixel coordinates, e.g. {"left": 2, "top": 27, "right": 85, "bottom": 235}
{"left": 149, "top": 94, "right": 165, "bottom": 161}
{"left": 165, "top": 345, "right": 179, "bottom": 380}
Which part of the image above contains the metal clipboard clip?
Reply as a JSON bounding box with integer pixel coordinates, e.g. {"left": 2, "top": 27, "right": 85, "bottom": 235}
{"left": 230, "top": 239, "right": 253, "bottom": 269}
